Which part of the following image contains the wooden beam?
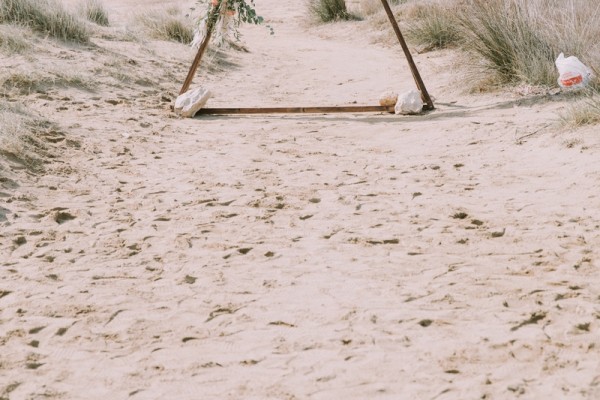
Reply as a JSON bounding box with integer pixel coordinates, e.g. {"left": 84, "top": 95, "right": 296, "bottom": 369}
{"left": 178, "top": 2, "right": 435, "bottom": 116}
{"left": 179, "top": 10, "right": 218, "bottom": 95}
{"left": 380, "top": 0, "right": 435, "bottom": 111}
{"left": 196, "top": 105, "right": 395, "bottom": 115}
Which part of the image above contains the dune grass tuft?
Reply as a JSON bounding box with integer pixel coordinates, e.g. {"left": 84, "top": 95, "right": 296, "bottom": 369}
{"left": 0, "top": 101, "right": 65, "bottom": 173}
{"left": 308, "top": 0, "right": 361, "bottom": 23}
{"left": 0, "top": 0, "right": 89, "bottom": 43}
{"left": 81, "top": 0, "right": 109, "bottom": 26}
{"left": 137, "top": 8, "right": 194, "bottom": 44}
{"left": 0, "top": 24, "right": 32, "bottom": 53}
{"left": 0, "top": 71, "right": 95, "bottom": 95}
{"left": 363, "top": 0, "right": 599, "bottom": 92}
{"left": 458, "top": 0, "right": 555, "bottom": 85}
{"left": 561, "top": 90, "right": 600, "bottom": 126}
{"left": 406, "top": 3, "right": 461, "bottom": 52}
{"left": 458, "top": 0, "right": 600, "bottom": 86}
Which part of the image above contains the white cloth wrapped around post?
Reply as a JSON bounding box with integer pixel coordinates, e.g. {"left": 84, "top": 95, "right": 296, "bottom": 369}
{"left": 175, "top": 87, "right": 212, "bottom": 118}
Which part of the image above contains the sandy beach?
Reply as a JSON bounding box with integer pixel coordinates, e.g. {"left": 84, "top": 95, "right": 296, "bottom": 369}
{"left": 2, "top": 0, "right": 600, "bottom": 398}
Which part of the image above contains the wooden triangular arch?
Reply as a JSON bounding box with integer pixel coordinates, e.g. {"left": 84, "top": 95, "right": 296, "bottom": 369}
{"left": 180, "top": 0, "right": 434, "bottom": 114}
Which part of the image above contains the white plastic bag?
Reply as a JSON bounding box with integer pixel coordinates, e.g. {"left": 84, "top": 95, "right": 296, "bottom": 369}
{"left": 395, "top": 90, "right": 424, "bottom": 115}
{"left": 555, "top": 53, "right": 592, "bottom": 89}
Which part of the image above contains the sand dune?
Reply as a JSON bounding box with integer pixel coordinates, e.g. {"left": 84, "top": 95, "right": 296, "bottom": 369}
{"left": 1, "top": 0, "right": 600, "bottom": 399}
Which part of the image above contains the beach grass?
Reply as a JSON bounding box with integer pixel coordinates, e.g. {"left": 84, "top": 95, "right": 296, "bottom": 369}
{"left": 0, "top": 0, "right": 89, "bottom": 43}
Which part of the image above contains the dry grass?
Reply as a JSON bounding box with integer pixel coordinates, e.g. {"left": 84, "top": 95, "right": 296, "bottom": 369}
{"left": 458, "top": 0, "right": 556, "bottom": 85}
{"left": 359, "top": 0, "right": 381, "bottom": 16}
{"left": 308, "top": 0, "right": 361, "bottom": 22}
{"left": 365, "top": 1, "right": 434, "bottom": 45}
{"left": 405, "top": 2, "right": 461, "bottom": 51}
{"left": 0, "top": 70, "right": 95, "bottom": 95}
{"left": 81, "top": 0, "right": 109, "bottom": 26}
{"left": 0, "top": 24, "right": 32, "bottom": 53}
{"left": 458, "top": 0, "right": 600, "bottom": 86}
{"left": 359, "top": 0, "right": 406, "bottom": 17}
{"left": 0, "top": 101, "right": 64, "bottom": 173}
{"left": 0, "top": 0, "right": 89, "bottom": 43}
{"left": 362, "top": 0, "right": 600, "bottom": 99}
{"left": 136, "top": 7, "right": 194, "bottom": 44}
{"left": 561, "top": 90, "right": 600, "bottom": 126}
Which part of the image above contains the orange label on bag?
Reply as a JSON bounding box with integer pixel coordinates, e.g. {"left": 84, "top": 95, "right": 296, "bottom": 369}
{"left": 560, "top": 73, "right": 583, "bottom": 87}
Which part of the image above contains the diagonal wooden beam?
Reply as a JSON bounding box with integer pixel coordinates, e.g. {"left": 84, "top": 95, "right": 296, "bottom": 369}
{"left": 179, "top": 10, "right": 218, "bottom": 95}
{"left": 179, "top": 2, "right": 434, "bottom": 115}
{"left": 380, "top": 0, "right": 434, "bottom": 110}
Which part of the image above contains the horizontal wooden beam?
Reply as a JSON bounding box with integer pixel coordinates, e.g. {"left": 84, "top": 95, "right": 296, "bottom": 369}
{"left": 196, "top": 105, "right": 396, "bottom": 115}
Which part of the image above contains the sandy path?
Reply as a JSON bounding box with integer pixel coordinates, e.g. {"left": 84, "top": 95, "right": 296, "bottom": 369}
{"left": 2, "top": 0, "right": 600, "bottom": 399}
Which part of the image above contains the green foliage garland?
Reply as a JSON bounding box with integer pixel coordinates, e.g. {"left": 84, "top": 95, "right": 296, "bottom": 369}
{"left": 191, "top": 0, "right": 271, "bottom": 47}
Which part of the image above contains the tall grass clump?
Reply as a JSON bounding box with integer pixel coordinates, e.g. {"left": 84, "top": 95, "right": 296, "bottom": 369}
{"left": 458, "top": 0, "right": 600, "bottom": 86}
{"left": 308, "top": 0, "right": 361, "bottom": 22}
{"left": 458, "top": 0, "right": 555, "bottom": 85}
{"left": 1, "top": 70, "right": 95, "bottom": 95}
{"left": 406, "top": 3, "right": 462, "bottom": 51}
{"left": 561, "top": 90, "right": 600, "bottom": 126}
{"left": 136, "top": 8, "right": 194, "bottom": 44}
{"left": 542, "top": 0, "right": 600, "bottom": 66}
{"left": 0, "top": 101, "right": 62, "bottom": 172}
{"left": 0, "top": 0, "right": 89, "bottom": 43}
{"left": 0, "top": 25, "right": 31, "bottom": 53}
{"left": 81, "top": 0, "right": 109, "bottom": 26}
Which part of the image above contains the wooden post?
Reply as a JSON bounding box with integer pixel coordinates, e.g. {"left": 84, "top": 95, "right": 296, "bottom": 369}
{"left": 179, "top": 11, "right": 217, "bottom": 95}
{"left": 380, "top": 0, "right": 434, "bottom": 110}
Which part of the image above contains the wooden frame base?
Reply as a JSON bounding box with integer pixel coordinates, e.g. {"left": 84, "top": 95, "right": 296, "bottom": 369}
{"left": 180, "top": 0, "right": 434, "bottom": 115}
{"left": 196, "top": 105, "right": 395, "bottom": 115}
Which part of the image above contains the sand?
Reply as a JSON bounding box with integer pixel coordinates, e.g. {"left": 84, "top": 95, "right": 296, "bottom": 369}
{"left": 1, "top": 0, "right": 600, "bottom": 399}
